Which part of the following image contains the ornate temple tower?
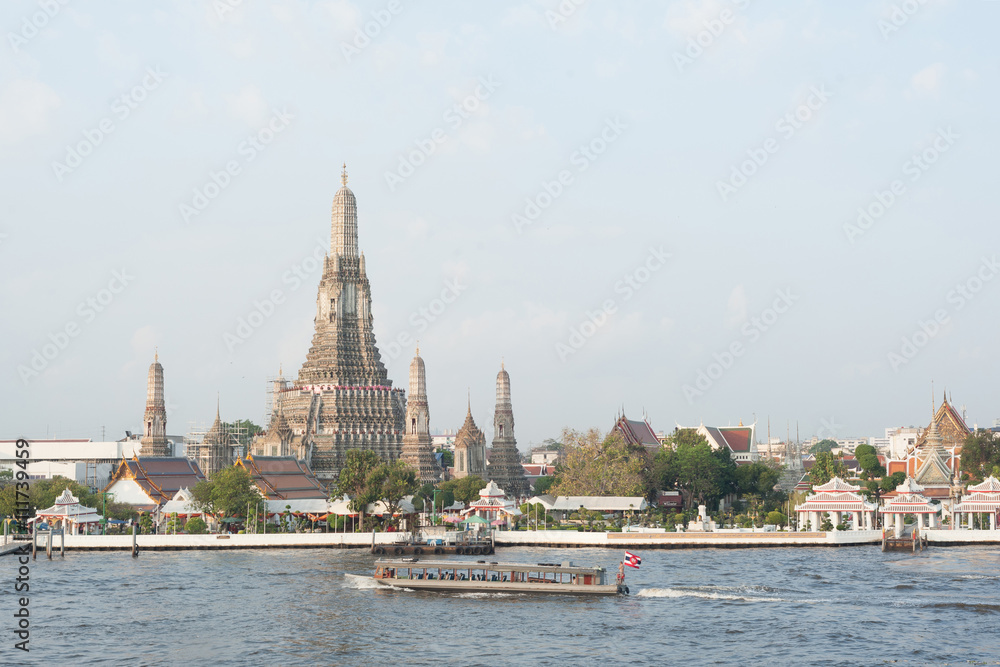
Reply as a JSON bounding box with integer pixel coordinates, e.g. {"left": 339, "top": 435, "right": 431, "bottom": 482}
{"left": 401, "top": 348, "right": 439, "bottom": 483}
{"left": 139, "top": 352, "right": 170, "bottom": 457}
{"left": 486, "top": 363, "right": 530, "bottom": 498}
{"left": 279, "top": 166, "right": 406, "bottom": 482}
{"left": 196, "top": 399, "right": 233, "bottom": 477}
{"left": 453, "top": 394, "right": 487, "bottom": 480}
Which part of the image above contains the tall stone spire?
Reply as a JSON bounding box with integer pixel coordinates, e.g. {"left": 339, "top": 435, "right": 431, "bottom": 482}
{"left": 278, "top": 170, "right": 406, "bottom": 483}
{"left": 198, "top": 396, "right": 232, "bottom": 477}
{"left": 140, "top": 352, "right": 170, "bottom": 457}
{"left": 486, "top": 363, "right": 530, "bottom": 498}
{"left": 331, "top": 163, "right": 359, "bottom": 259}
{"left": 401, "top": 348, "right": 438, "bottom": 483}
{"left": 454, "top": 393, "right": 486, "bottom": 479}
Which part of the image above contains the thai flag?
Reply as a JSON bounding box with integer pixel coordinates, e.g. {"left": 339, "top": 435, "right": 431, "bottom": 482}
{"left": 623, "top": 551, "right": 641, "bottom": 569}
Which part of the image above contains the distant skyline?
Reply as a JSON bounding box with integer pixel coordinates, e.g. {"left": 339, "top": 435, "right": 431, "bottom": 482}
{"left": 2, "top": 2, "right": 998, "bottom": 449}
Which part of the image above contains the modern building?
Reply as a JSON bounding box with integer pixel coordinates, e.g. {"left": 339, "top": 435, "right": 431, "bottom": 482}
{"left": 275, "top": 167, "right": 407, "bottom": 483}
{"left": 485, "top": 363, "right": 530, "bottom": 499}
{"left": 0, "top": 438, "right": 142, "bottom": 489}
{"left": 530, "top": 449, "right": 561, "bottom": 465}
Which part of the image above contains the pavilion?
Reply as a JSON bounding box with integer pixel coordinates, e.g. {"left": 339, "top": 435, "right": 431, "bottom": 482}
{"left": 160, "top": 488, "right": 204, "bottom": 521}
{"left": 880, "top": 477, "right": 939, "bottom": 537}
{"left": 952, "top": 476, "right": 1000, "bottom": 530}
{"left": 794, "top": 477, "right": 877, "bottom": 531}
{"left": 462, "top": 481, "right": 521, "bottom": 526}
{"left": 33, "top": 489, "right": 104, "bottom": 535}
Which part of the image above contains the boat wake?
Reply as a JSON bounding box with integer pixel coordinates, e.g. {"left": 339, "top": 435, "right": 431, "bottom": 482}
{"left": 636, "top": 587, "right": 826, "bottom": 603}
{"left": 343, "top": 573, "right": 380, "bottom": 590}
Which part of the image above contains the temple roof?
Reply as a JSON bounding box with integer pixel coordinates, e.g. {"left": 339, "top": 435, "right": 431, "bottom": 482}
{"left": 813, "top": 476, "right": 860, "bottom": 492}
{"left": 967, "top": 475, "right": 1000, "bottom": 493}
{"left": 614, "top": 416, "right": 661, "bottom": 448}
{"left": 103, "top": 457, "right": 206, "bottom": 506}
{"left": 237, "top": 455, "right": 327, "bottom": 500}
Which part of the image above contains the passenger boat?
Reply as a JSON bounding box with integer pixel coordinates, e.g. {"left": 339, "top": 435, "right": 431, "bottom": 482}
{"left": 372, "top": 558, "right": 628, "bottom": 595}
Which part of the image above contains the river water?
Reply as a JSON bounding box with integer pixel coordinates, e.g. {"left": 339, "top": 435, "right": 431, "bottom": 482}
{"left": 5, "top": 544, "right": 999, "bottom": 665}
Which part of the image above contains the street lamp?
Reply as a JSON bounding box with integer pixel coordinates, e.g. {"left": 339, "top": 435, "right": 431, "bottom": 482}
{"left": 99, "top": 492, "right": 111, "bottom": 536}
{"left": 432, "top": 489, "right": 442, "bottom": 524}
{"left": 874, "top": 486, "right": 883, "bottom": 529}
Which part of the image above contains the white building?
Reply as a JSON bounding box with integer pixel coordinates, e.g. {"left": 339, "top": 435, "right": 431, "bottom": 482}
{"left": 0, "top": 438, "right": 144, "bottom": 489}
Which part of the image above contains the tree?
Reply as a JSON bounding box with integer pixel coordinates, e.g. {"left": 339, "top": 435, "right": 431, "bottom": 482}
{"left": 185, "top": 517, "right": 207, "bottom": 534}
{"left": 960, "top": 430, "right": 1000, "bottom": 483}
{"left": 435, "top": 448, "right": 454, "bottom": 468}
{"left": 764, "top": 511, "right": 788, "bottom": 527}
{"left": 377, "top": 460, "right": 419, "bottom": 519}
{"left": 809, "top": 452, "right": 849, "bottom": 486}
{"left": 533, "top": 476, "right": 555, "bottom": 495}
{"left": 810, "top": 439, "right": 838, "bottom": 455}
{"left": 224, "top": 419, "right": 264, "bottom": 446}
{"left": 854, "top": 444, "right": 885, "bottom": 481}
{"left": 879, "top": 471, "right": 906, "bottom": 492}
{"left": 191, "top": 466, "right": 264, "bottom": 521}
{"left": 655, "top": 429, "right": 737, "bottom": 511}
{"left": 550, "top": 430, "right": 653, "bottom": 498}
{"left": 331, "top": 449, "right": 387, "bottom": 530}
{"left": 438, "top": 476, "right": 487, "bottom": 504}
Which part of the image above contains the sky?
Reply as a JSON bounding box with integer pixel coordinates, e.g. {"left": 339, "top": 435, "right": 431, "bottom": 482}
{"left": 1, "top": 0, "right": 997, "bottom": 449}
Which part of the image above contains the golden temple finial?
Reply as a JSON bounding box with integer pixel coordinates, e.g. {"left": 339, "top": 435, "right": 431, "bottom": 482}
{"left": 341, "top": 163, "right": 348, "bottom": 186}
{"left": 501, "top": 356, "right": 505, "bottom": 371}
{"left": 416, "top": 341, "right": 420, "bottom": 356}
{"left": 154, "top": 347, "right": 158, "bottom": 362}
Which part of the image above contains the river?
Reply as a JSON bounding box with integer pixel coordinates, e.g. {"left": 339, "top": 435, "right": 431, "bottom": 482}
{"left": 5, "top": 545, "right": 999, "bottom": 665}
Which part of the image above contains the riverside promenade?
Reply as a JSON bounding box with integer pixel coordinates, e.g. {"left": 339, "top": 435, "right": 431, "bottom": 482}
{"left": 8, "top": 528, "right": 999, "bottom": 553}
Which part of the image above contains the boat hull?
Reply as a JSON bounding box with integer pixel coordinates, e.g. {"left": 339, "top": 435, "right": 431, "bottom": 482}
{"left": 374, "top": 578, "right": 622, "bottom": 596}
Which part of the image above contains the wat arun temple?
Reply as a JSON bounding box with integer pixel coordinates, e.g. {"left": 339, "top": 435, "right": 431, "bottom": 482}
{"left": 264, "top": 166, "right": 528, "bottom": 495}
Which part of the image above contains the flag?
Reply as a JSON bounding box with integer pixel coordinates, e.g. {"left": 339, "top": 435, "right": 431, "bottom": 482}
{"left": 623, "top": 551, "right": 641, "bottom": 569}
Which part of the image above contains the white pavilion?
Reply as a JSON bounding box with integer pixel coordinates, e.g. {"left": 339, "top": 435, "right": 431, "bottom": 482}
{"left": 880, "top": 477, "right": 939, "bottom": 537}
{"left": 33, "top": 489, "right": 104, "bottom": 535}
{"left": 795, "top": 477, "right": 877, "bottom": 531}
{"left": 462, "top": 481, "right": 521, "bottom": 527}
{"left": 952, "top": 476, "right": 1000, "bottom": 530}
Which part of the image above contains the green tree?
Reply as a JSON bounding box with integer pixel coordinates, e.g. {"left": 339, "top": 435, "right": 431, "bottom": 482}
{"left": 435, "top": 448, "right": 454, "bottom": 468}
{"left": 185, "top": 516, "right": 207, "bottom": 534}
{"left": 764, "top": 511, "right": 788, "bottom": 527}
{"left": 191, "top": 466, "right": 264, "bottom": 521}
{"left": 854, "top": 444, "right": 886, "bottom": 480}
{"left": 377, "top": 460, "right": 419, "bottom": 519}
{"left": 550, "top": 429, "right": 653, "bottom": 497}
{"left": 655, "top": 429, "right": 737, "bottom": 510}
{"left": 533, "top": 475, "right": 555, "bottom": 495}
{"left": 809, "top": 451, "right": 849, "bottom": 486}
{"left": 810, "top": 439, "right": 838, "bottom": 455}
{"left": 959, "top": 430, "right": 1000, "bottom": 483}
{"left": 879, "top": 471, "right": 907, "bottom": 492}
{"left": 224, "top": 419, "right": 264, "bottom": 446}
{"left": 438, "top": 476, "right": 487, "bottom": 504}
{"left": 331, "top": 449, "right": 387, "bottom": 530}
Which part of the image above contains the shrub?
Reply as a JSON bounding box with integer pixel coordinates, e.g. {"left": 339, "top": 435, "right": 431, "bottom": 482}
{"left": 764, "top": 511, "right": 787, "bottom": 527}
{"left": 185, "top": 517, "right": 207, "bottom": 534}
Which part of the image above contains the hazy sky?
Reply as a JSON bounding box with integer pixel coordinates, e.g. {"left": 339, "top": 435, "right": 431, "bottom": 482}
{"left": 2, "top": 1, "right": 997, "bottom": 449}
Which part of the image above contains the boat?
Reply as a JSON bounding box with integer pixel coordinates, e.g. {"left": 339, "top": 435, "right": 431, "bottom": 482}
{"left": 372, "top": 558, "right": 628, "bottom": 595}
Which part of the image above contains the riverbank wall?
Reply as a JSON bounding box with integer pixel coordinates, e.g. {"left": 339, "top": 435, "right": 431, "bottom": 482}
{"left": 7, "top": 528, "right": 999, "bottom": 553}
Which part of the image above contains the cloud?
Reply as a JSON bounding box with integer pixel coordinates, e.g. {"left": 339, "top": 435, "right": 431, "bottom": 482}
{"left": 910, "top": 63, "right": 945, "bottom": 98}
{"left": 0, "top": 79, "right": 61, "bottom": 145}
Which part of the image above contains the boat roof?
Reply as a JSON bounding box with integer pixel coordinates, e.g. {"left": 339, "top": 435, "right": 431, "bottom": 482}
{"left": 375, "top": 559, "right": 606, "bottom": 575}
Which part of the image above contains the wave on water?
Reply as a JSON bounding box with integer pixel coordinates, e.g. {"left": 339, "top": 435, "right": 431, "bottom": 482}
{"left": 636, "top": 587, "right": 826, "bottom": 603}
{"left": 343, "top": 573, "right": 380, "bottom": 590}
